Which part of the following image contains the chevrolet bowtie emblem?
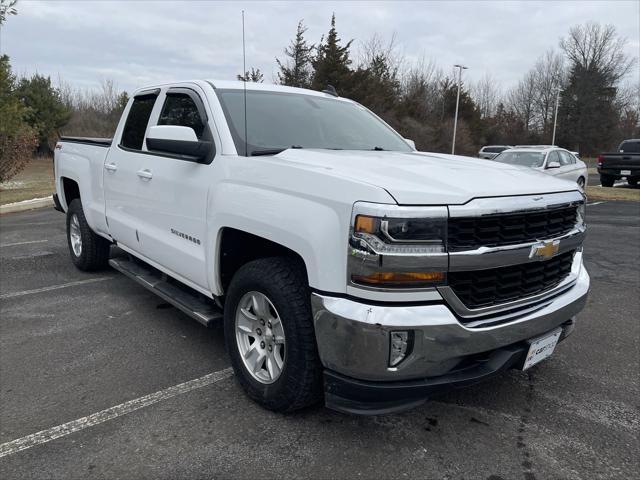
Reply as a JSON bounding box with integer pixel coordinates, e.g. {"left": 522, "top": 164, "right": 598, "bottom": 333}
{"left": 530, "top": 240, "right": 560, "bottom": 260}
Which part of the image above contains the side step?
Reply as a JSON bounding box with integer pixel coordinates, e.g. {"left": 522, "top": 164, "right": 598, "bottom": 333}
{"left": 109, "top": 258, "right": 223, "bottom": 326}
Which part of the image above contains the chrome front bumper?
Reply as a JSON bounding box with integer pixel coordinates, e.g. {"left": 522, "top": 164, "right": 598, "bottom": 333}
{"left": 311, "top": 256, "right": 589, "bottom": 383}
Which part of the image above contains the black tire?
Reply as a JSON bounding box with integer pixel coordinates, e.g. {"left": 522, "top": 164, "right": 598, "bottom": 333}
{"left": 66, "top": 198, "right": 111, "bottom": 271}
{"left": 224, "top": 257, "right": 322, "bottom": 412}
{"left": 600, "top": 174, "right": 615, "bottom": 187}
{"left": 577, "top": 177, "right": 585, "bottom": 189}
{"left": 628, "top": 177, "right": 638, "bottom": 186}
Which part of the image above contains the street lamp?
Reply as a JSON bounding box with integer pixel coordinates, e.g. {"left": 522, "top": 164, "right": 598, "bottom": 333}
{"left": 551, "top": 88, "right": 561, "bottom": 146}
{"left": 451, "top": 64, "right": 468, "bottom": 155}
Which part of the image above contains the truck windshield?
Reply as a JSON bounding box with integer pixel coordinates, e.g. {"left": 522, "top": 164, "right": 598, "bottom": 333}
{"left": 492, "top": 151, "right": 545, "bottom": 168}
{"left": 215, "top": 89, "right": 412, "bottom": 156}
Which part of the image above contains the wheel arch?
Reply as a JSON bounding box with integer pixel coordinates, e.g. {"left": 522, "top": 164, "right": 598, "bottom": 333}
{"left": 216, "top": 227, "right": 309, "bottom": 295}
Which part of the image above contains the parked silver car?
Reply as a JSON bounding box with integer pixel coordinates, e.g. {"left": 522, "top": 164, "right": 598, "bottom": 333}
{"left": 492, "top": 147, "right": 588, "bottom": 189}
{"left": 478, "top": 145, "right": 512, "bottom": 159}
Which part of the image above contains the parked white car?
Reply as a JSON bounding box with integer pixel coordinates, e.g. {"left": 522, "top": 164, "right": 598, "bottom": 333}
{"left": 492, "top": 147, "right": 588, "bottom": 188}
{"left": 478, "top": 145, "right": 512, "bottom": 159}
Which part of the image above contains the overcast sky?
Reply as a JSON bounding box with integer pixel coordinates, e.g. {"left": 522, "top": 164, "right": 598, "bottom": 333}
{"left": 2, "top": 0, "right": 639, "bottom": 95}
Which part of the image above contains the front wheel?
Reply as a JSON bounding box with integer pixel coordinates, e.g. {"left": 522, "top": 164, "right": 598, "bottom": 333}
{"left": 577, "top": 177, "right": 585, "bottom": 189}
{"left": 224, "top": 257, "right": 322, "bottom": 412}
{"left": 66, "top": 199, "right": 111, "bottom": 271}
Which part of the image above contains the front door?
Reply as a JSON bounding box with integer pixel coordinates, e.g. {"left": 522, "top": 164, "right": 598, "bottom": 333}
{"left": 127, "top": 87, "right": 216, "bottom": 290}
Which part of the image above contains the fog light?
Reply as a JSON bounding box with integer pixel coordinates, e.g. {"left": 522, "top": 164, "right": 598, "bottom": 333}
{"left": 389, "top": 331, "right": 410, "bottom": 367}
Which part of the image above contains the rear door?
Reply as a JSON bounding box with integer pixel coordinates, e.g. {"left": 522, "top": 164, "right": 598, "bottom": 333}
{"left": 103, "top": 91, "right": 159, "bottom": 249}
{"left": 127, "top": 86, "right": 216, "bottom": 290}
{"left": 558, "top": 151, "right": 580, "bottom": 181}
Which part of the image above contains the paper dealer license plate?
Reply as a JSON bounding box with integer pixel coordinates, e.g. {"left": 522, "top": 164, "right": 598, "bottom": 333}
{"left": 621, "top": 170, "right": 631, "bottom": 175}
{"left": 522, "top": 329, "right": 562, "bottom": 370}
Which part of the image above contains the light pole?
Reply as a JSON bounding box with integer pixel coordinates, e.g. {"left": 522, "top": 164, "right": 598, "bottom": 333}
{"left": 551, "top": 88, "right": 561, "bottom": 146}
{"left": 451, "top": 64, "right": 468, "bottom": 155}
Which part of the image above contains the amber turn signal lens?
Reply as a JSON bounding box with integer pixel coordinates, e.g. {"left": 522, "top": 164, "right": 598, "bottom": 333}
{"left": 355, "top": 215, "right": 377, "bottom": 233}
{"left": 352, "top": 271, "right": 445, "bottom": 287}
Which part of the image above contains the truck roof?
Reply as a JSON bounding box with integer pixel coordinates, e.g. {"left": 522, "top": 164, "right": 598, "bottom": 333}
{"left": 133, "top": 79, "right": 353, "bottom": 101}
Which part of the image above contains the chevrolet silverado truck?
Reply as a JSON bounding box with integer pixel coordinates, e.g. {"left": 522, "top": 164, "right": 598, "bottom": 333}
{"left": 53, "top": 80, "right": 589, "bottom": 415}
{"left": 597, "top": 139, "right": 640, "bottom": 187}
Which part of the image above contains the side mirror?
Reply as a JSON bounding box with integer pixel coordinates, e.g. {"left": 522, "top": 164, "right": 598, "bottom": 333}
{"left": 146, "top": 125, "right": 213, "bottom": 163}
{"left": 404, "top": 138, "right": 416, "bottom": 150}
{"left": 546, "top": 161, "right": 561, "bottom": 169}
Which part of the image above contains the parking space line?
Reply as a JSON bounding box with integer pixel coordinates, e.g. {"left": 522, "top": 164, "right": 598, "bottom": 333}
{"left": 0, "top": 368, "right": 234, "bottom": 458}
{"left": 587, "top": 201, "right": 606, "bottom": 206}
{"left": 0, "top": 277, "right": 113, "bottom": 299}
{"left": 0, "top": 240, "right": 49, "bottom": 248}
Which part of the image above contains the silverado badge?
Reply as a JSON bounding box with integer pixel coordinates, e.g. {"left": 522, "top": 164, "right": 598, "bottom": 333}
{"left": 530, "top": 239, "right": 560, "bottom": 260}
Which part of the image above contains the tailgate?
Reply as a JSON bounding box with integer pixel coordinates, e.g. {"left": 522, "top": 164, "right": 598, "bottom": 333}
{"left": 600, "top": 154, "right": 640, "bottom": 170}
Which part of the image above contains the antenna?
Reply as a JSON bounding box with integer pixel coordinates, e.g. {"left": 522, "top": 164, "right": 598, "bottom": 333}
{"left": 242, "top": 10, "right": 248, "bottom": 157}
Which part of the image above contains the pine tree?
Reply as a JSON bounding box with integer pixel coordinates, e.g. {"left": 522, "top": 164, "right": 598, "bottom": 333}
{"left": 311, "top": 14, "right": 353, "bottom": 93}
{"left": 276, "top": 20, "right": 314, "bottom": 88}
{"left": 237, "top": 68, "right": 264, "bottom": 83}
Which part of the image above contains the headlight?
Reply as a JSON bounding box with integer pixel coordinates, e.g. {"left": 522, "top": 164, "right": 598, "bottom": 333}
{"left": 348, "top": 203, "right": 448, "bottom": 289}
{"left": 576, "top": 202, "right": 586, "bottom": 228}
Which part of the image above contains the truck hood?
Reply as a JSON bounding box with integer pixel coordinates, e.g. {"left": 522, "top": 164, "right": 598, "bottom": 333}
{"left": 275, "top": 149, "right": 578, "bottom": 205}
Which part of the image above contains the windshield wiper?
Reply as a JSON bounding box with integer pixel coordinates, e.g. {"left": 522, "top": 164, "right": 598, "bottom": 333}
{"left": 250, "top": 145, "right": 303, "bottom": 156}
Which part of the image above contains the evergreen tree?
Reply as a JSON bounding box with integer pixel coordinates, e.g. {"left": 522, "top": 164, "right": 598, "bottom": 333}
{"left": 237, "top": 68, "right": 264, "bottom": 83}
{"left": 311, "top": 14, "right": 353, "bottom": 93}
{"left": 276, "top": 20, "right": 314, "bottom": 88}
{"left": 0, "top": 55, "right": 37, "bottom": 181}
{"left": 17, "top": 73, "right": 71, "bottom": 153}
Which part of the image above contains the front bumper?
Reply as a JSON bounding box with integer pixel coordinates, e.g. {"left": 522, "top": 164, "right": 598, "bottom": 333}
{"left": 311, "top": 258, "right": 589, "bottom": 414}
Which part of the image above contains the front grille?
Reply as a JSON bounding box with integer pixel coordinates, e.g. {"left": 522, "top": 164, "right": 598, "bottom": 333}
{"left": 448, "top": 205, "right": 578, "bottom": 251}
{"left": 449, "top": 250, "right": 575, "bottom": 309}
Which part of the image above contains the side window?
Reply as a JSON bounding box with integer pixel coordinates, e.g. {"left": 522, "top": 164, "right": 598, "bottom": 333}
{"left": 157, "top": 93, "right": 205, "bottom": 139}
{"left": 558, "top": 151, "right": 571, "bottom": 166}
{"left": 563, "top": 151, "right": 576, "bottom": 164}
{"left": 121, "top": 94, "right": 157, "bottom": 150}
{"left": 547, "top": 151, "right": 560, "bottom": 165}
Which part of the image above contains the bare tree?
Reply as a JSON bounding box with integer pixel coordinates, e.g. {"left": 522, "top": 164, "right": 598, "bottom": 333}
{"left": 472, "top": 72, "right": 501, "bottom": 119}
{"left": 560, "top": 22, "right": 635, "bottom": 84}
{"left": 507, "top": 71, "right": 537, "bottom": 134}
{"left": 532, "top": 49, "right": 565, "bottom": 135}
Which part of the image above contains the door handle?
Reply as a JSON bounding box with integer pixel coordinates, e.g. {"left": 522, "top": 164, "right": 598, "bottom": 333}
{"left": 104, "top": 163, "right": 118, "bottom": 172}
{"left": 136, "top": 169, "right": 153, "bottom": 180}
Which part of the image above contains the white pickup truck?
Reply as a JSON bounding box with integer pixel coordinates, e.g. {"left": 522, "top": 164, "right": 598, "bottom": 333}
{"left": 53, "top": 80, "right": 589, "bottom": 414}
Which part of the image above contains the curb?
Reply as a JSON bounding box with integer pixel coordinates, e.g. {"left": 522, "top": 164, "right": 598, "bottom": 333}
{"left": 0, "top": 196, "right": 53, "bottom": 215}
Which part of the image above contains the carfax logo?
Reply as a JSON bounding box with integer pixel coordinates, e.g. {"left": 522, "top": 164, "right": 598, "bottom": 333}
{"left": 171, "top": 228, "right": 201, "bottom": 245}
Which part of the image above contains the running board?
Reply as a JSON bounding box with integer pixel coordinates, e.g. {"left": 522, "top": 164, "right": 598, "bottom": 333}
{"left": 109, "top": 258, "right": 223, "bottom": 326}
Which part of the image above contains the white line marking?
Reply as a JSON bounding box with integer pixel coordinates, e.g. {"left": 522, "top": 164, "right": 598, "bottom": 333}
{"left": 587, "top": 201, "right": 605, "bottom": 206}
{"left": 0, "top": 368, "right": 234, "bottom": 458}
{"left": 0, "top": 277, "right": 112, "bottom": 299}
{"left": 0, "top": 239, "right": 48, "bottom": 248}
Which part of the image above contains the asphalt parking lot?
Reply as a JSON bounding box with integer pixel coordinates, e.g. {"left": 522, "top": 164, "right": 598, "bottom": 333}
{"left": 1, "top": 203, "right": 639, "bottom": 479}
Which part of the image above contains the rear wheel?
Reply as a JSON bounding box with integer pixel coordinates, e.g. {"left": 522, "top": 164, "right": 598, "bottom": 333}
{"left": 224, "top": 257, "right": 322, "bottom": 412}
{"left": 66, "top": 199, "right": 111, "bottom": 271}
{"left": 600, "top": 174, "right": 615, "bottom": 188}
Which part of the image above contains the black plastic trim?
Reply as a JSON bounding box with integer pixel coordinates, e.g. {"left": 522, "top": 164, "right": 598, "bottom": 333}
{"left": 59, "top": 137, "right": 112, "bottom": 147}
{"left": 52, "top": 193, "right": 64, "bottom": 213}
{"left": 324, "top": 345, "right": 527, "bottom": 415}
